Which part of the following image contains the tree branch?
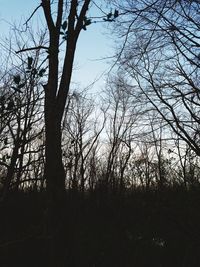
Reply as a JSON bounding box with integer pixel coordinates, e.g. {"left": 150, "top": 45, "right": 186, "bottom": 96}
{"left": 16, "top": 46, "right": 48, "bottom": 54}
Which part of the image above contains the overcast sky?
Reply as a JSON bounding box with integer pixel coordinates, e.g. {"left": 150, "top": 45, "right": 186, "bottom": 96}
{"left": 0, "top": 0, "right": 114, "bottom": 94}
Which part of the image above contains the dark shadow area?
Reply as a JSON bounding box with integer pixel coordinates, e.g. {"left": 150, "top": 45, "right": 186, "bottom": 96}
{"left": 1, "top": 186, "right": 200, "bottom": 267}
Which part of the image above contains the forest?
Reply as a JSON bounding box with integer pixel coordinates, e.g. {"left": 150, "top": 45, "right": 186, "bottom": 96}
{"left": 0, "top": 0, "right": 200, "bottom": 266}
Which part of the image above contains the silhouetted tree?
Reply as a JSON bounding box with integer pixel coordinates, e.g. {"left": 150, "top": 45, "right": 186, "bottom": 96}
{"left": 62, "top": 90, "right": 105, "bottom": 192}
{"left": 113, "top": 0, "right": 200, "bottom": 156}
{"left": 0, "top": 56, "right": 44, "bottom": 199}
{"left": 38, "top": 0, "right": 93, "bottom": 210}
{"left": 103, "top": 75, "right": 142, "bottom": 191}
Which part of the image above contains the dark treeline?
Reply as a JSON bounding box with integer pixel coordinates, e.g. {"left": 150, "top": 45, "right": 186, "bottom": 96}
{"left": 0, "top": 0, "right": 200, "bottom": 266}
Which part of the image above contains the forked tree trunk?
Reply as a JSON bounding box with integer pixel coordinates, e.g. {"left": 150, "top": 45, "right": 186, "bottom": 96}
{"left": 41, "top": 0, "right": 91, "bottom": 198}
{"left": 40, "top": 3, "right": 91, "bottom": 260}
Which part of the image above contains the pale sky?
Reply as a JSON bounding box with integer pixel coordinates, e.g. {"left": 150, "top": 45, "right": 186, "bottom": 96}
{"left": 0, "top": 1, "right": 114, "bottom": 94}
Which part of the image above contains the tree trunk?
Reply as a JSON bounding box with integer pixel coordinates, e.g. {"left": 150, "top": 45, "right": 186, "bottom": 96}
{"left": 45, "top": 115, "right": 65, "bottom": 200}
{"left": 44, "top": 94, "right": 66, "bottom": 233}
{"left": 1, "top": 141, "right": 19, "bottom": 200}
{"left": 44, "top": 108, "right": 66, "bottom": 266}
{"left": 40, "top": 0, "right": 92, "bottom": 263}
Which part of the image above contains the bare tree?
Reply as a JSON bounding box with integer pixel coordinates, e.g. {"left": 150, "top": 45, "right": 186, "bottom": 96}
{"left": 0, "top": 51, "right": 44, "bottom": 199}
{"left": 37, "top": 0, "right": 93, "bottom": 208}
{"left": 63, "top": 90, "right": 105, "bottom": 192}
{"left": 113, "top": 0, "right": 200, "bottom": 156}
{"left": 103, "top": 75, "right": 142, "bottom": 191}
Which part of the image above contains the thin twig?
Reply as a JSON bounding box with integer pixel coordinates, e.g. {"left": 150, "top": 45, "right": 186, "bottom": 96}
{"left": 24, "top": 3, "right": 42, "bottom": 27}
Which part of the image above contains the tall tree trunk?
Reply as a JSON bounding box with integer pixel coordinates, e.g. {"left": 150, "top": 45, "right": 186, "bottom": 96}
{"left": 44, "top": 102, "right": 65, "bottom": 228}
{"left": 45, "top": 119, "right": 65, "bottom": 202}
{"left": 44, "top": 104, "right": 66, "bottom": 266}
{"left": 41, "top": 0, "right": 92, "bottom": 263}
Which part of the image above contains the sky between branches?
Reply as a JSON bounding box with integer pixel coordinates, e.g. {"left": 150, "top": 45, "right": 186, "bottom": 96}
{"left": 0, "top": 0, "right": 114, "bottom": 95}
